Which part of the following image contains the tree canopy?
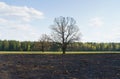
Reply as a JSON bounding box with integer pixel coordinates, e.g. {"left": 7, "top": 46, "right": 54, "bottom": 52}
{"left": 51, "top": 16, "right": 81, "bottom": 54}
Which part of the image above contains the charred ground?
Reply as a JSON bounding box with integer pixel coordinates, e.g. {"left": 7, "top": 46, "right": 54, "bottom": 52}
{"left": 0, "top": 54, "right": 119, "bottom": 79}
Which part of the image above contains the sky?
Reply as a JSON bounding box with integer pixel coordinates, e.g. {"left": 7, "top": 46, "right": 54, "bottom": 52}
{"left": 0, "top": 0, "right": 120, "bottom": 42}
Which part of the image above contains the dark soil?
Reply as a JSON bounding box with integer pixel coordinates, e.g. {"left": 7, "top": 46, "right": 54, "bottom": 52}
{"left": 0, "top": 54, "right": 120, "bottom": 79}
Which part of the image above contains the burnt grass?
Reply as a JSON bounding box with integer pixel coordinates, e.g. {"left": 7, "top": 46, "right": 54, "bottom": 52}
{"left": 0, "top": 54, "right": 120, "bottom": 79}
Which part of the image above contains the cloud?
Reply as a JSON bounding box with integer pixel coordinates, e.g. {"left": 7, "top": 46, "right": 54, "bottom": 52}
{"left": 0, "top": 22, "right": 40, "bottom": 41}
{"left": 0, "top": 2, "right": 44, "bottom": 41}
{"left": 0, "top": 2, "right": 44, "bottom": 22}
{"left": 108, "top": 27, "right": 120, "bottom": 42}
{"left": 0, "top": 18, "right": 7, "bottom": 23}
{"left": 89, "top": 17, "right": 103, "bottom": 27}
{"left": 82, "top": 25, "right": 120, "bottom": 42}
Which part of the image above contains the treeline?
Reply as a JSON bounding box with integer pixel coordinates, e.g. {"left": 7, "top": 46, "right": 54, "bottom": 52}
{"left": 0, "top": 40, "right": 120, "bottom": 51}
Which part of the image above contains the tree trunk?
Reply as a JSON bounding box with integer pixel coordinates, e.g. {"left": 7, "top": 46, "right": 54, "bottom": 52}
{"left": 62, "top": 48, "right": 65, "bottom": 54}
{"left": 62, "top": 44, "right": 67, "bottom": 54}
{"left": 41, "top": 44, "right": 44, "bottom": 52}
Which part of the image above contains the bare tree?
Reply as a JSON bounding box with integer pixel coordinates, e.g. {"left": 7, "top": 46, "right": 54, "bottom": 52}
{"left": 51, "top": 16, "right": 81, "bottom": 54}
{"left": 39, "top": 34, "right": 51, "bottom": 52}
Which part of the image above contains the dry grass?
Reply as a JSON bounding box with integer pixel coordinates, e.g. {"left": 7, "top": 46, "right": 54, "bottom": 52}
{"left": 0, "top": 51, "right": 119, "bottom": 54}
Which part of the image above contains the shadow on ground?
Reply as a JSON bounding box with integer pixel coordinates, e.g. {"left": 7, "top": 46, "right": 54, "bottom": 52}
{"left": 0, "top": 54, "right": 120, "bottom": 79}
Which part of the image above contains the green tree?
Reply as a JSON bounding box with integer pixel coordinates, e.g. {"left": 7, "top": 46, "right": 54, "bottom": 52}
{"left": 0, "top": 40, "right": 3, "bottom": 50}
{"left": 9, "top": 40, "right": 17, "bottom": 51}
{"left": 3, "top": 40, "right": 9, "bottom": 51}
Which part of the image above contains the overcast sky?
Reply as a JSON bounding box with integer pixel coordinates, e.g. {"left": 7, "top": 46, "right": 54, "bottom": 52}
{"left": 0, "top": 0, "right": 120, "bottom": 42}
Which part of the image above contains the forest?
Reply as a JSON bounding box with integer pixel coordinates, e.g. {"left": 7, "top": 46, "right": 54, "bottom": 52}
{"left": 0, "top": 40, "right": 120, "bottom": 51}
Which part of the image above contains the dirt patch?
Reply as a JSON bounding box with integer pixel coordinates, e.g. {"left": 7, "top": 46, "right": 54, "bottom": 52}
{"left": 0, "top": 54, "right": 119, "bottom": 79}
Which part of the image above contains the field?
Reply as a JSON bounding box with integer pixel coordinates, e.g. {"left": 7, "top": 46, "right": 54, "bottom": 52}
{"left": 0, "top": 52, "right": 119, "bottom": 79}
{"left": 0, "top": 51, "right": 120, "bottom": 54}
